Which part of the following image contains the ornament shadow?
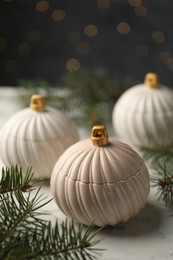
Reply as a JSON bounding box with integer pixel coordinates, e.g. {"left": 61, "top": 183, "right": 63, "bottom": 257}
{"left": 100, "top": 201, "right": 164, "bottom": 237}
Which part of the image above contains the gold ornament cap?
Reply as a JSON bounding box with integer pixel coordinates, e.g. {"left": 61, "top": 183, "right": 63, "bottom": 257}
{"left": 91, "top": 125, "right": 109, "bottom": 146}
{"left": 144, "top": 73, "right": 159, "bottom": 88}
{"left": 30, "top": 94, "right": 46, "bottom": 111}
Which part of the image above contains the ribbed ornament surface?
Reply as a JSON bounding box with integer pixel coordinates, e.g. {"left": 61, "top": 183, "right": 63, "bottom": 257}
{"left": 112, "top": 84, "right": 173, "bottom": 148}
{"left": 51, "top": 139, "right": 150, "bottom": 227}
{"left": 0, "top": 107, "right": 79, "bottom": 179}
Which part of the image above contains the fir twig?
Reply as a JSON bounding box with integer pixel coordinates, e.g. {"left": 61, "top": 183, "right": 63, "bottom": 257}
{"left": 0, "top": 166, "right": 103, "bottom": 259}
{"left": 0, "top": 166, "right": 36, "bottom": 194}
{"left": 140, "top": 145, "right": 173, "bottom": 162}
{"left": 0, "top": 186, "right": 51, "bottom": 243}
{"left": 151, "top": 160, "right": 173, "bottom": 206}
{"left": 23, "top": 220, "right": 103, "bottom": 260}
{"left": 18, "top": 68, "right": 135, "bottom": 126}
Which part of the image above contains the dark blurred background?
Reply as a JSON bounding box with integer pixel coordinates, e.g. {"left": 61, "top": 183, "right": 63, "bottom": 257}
{"left": 1, "top": 0, "right": 173, "bottom": 87}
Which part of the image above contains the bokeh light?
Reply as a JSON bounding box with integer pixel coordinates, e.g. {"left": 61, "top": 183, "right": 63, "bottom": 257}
{"left": 128, "top": 0, "right": 141, "bottom": 7}
{"left": 35, "top": 1, "right": 49, "bottom": 12}
{"left": 117, "top": 22, "right": 131, "bottom": 35}
{"left": 1, "top": 1, "right": 173, "bottom": 86}
{"left": 97, "top": 0, "right": 111, "bottom": 10}
{"left": 160, "top": 51, "right": 172, "bottom": 64}
{"left": 134, "top": 6, "right": 147, "bottom": 17}
{"left": 51, "top": 9, "right": 66, "bottom": 22}
{"left": 17, "top": 42, "right": 31, "bottom": 55}
{"left": 152, "top": 31, "right": 165, "bottom": 44}
{"left": 66, "top": 58, "right": 80, "bottom": 71}
{"left": 84, "top": 25, "right": 98, "bottom": 37}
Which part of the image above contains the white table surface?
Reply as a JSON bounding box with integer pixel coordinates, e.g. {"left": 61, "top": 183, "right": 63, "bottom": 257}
{"left": 0, "top": 87, "right": 173, "bottom": 260}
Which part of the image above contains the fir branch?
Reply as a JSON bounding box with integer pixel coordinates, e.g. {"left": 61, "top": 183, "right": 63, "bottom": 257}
{"left": 140, "top": 145, "right": 173, "bottom": 162}
{"left": 0, "top": 187, "right": 51, "bottom": 243}
{"left": 0, "top": 166, "right": 37, "bottom": 194}
{"left": 0, "top": 221, "right": 103, "bottom": 260}
{"left": 23, "top": 221, "right": 103, "bottom": 260}
{"left": 0, "top": 166, "right": 103, "bottom": 259}
{"left": 151, "top": 160, "right": 173, "bottom": 206}
{"left": 140, "top": 143, "right": 173, "bottom": 206}
{"left": 18, "top": 68, "right": 136, "bottom": 126}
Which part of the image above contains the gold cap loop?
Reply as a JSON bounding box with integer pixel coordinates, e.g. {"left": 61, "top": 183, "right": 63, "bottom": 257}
{"left": 144, "top": 73, "right": 159, "bottom": 88}
{"left": 30, "top": 94, "right": 46, "bottom": 111}
{"left": 91, "top": 125, "right": 108, "bottom": 146}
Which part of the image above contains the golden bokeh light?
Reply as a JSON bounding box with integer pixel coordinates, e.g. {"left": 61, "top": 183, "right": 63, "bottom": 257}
{"left": 66, "top": 58, "right": 80, "bottom": 71}
{"left": 76, "top": 42, "right": 90, "bottom": 55}
{"left": 5, "top": 59, "right": 18, "bottom": 73}
{"left": 67, "top": 32, "right": 81, "bottom": 44}
{"left": 117, "top": 22, "right": 131, "bottom": 34}
{"left": 160, "top": 51, "right": 172, "bottom": 64}
{"left": 51, "top": 9, "right": 66, "bottom": 22}
{"left": 136, "top": 44, "right": 149, "bottom": 57}
{"left": 97, "top": 0, "right": 111, "bottom": 10}
{"left": 84, "top": 25, "right": 98, "bottom": 37}
{"left": 35, "top": 1, "right": 49, "bottom": 12}
{"left": 134, "top": 6, "right": 147, "bottom": 17}
{"left": 152, "top": 31, "right": 165, "bottom": 43}
{"left": 28, "top": 30, "right": 42, "bottom": 43}
{"left": 128, "top": 0, "right": 141, "bottom": 7}
{"left": 0, "top": 38, "right": 7, "bottom": 51}
{"left": 18, "top": 42, "right": 31, "bottom": 55}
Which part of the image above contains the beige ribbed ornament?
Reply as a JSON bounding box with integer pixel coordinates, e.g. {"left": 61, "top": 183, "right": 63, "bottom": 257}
{"left": 50, "top": 125, "right": 150, "bottom": 227}
{"left": 112, "top": 73, "right": 173, "bottom": 148}
{"left": 0, "top": 94, "right": 79, "bottom": 179}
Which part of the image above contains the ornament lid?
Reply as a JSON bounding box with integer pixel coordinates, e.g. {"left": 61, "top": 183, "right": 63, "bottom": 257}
{"left": 30, "top": 94, "right": 46, "bottom": 111}
{"left": 144, "top": 73, "right": 159, "bottom": 88}
{"left": 91, "top": 125, "right": 109, "bottom": 146}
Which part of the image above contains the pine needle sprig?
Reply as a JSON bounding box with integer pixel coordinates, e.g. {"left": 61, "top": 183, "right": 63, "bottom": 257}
{"left": 0, "top": 186, "right": 51, "bottom": 243}
{"left": 140, "top": 144, "right": 173, "bottom": 206}
{"left": 0, "top": 166, "right": 38, "bottom": 194}
{"left": 150, "top": 160, "right": 173, "bottom": 206}
{"left": 24, "top": 220, "right": 103, "bottom": 260}
{"left": 18, "top": 69, "right": 136, "bottom": 126}
{"left": 0, "top": 166, "right": 103, "bottom": 259}
{"left": 139, "top": 144, "right": 173, "bottom": 164}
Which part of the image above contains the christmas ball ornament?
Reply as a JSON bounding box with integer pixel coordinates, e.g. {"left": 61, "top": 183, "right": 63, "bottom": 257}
{"left": 112, "top": 73, "right": 173, "bottom": 148}
{"left": 0, "top": 94, "right": 79, "bottom": 179}
{"left": 51, "top": 125, "right": 150, "bottom": 227}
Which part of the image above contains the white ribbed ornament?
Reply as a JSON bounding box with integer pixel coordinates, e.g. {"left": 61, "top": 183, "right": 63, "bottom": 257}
{"left": 112, "top": 73, "right": 173, "bottom": 148}
{"left": 50, "top": 125, "right": 150, "bottom": 227}
{"left": 0, "top": 94, "right": 79, "bottom": 179}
